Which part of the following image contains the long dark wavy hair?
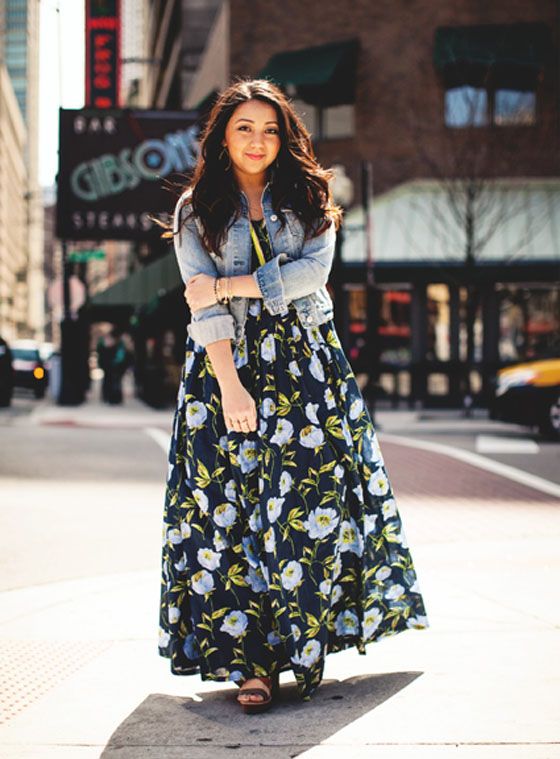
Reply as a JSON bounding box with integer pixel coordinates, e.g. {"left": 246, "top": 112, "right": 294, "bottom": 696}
{"left": 173, "top": 77, "right": 342, "bottom": 255}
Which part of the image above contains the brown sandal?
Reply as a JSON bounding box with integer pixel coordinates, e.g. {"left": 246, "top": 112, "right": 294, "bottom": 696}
{"left": 236, "top": 673, "right": 279, "bottom": 714}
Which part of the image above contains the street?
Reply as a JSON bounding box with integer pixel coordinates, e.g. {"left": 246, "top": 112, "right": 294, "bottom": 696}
{"left": 0, "top": 394, "right": 559, "bottom": 757}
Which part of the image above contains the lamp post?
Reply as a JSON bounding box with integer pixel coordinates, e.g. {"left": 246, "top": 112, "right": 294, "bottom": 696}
{"left": 329, "top": 164, "right": 354, "bottom": 345}
{"left": 361, "top": 160, "right": 378, "bottom": 421}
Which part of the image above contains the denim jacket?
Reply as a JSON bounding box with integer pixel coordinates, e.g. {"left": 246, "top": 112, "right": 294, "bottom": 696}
{"left": 172, "top": 182, "right": 336, "bottom": 348}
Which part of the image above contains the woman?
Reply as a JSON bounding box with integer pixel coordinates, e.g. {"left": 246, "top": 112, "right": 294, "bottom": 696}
{"left": 158, "top": 78, "right": 429, "bottom": 714}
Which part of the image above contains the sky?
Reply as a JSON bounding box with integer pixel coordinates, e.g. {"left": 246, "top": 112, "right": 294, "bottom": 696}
{"left": 38, "top": 0, "right": 85, "bottom": 188}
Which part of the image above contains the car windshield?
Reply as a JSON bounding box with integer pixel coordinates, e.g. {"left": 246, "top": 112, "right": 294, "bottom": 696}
{"left": 11, "top": 348, "right": 40, "bottom": 361}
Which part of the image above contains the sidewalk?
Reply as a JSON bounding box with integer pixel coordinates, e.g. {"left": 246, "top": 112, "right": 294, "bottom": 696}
{"left": 1, "top": 419, "right": 559, "bottom": 758}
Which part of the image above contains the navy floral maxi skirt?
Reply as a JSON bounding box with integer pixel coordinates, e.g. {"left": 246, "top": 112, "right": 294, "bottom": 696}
{"left": 159, "top": 296, "right": 430, "bottom": 701}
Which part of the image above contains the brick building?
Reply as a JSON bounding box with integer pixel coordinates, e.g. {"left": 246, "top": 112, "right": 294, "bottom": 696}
{"left": 94, "top": 0, "right": 560, "bottom": 408}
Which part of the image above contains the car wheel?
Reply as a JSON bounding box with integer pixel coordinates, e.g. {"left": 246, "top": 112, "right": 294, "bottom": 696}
{"left": 539, "top": 394, "right": 560, "bottom": 441}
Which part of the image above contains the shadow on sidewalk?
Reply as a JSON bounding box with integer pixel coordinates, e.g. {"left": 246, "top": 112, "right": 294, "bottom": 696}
{"left": 101, "top": 671, "right": 423, "bottom": 757}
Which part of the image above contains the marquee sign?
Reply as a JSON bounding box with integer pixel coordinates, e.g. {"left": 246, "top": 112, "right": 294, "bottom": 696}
{"left": 85, "top": 0, "right": 121, "bottom": 108}
{"left": 56, "top": 108, "right": 200, "bottom": 240}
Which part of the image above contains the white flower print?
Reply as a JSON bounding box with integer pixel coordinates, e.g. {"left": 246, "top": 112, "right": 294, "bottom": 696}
{"left": 239, "top": 439, "right": 259, "bottom": 474}
{"left": 174, "top": 554, "right": 186, "bottom": 572}
{"left": 213, "top": 502, "right": 237, "bottom": 528}
{"left": 220, "top": 610, "right": 248, "bottom": 637}
{"left": 264, "top": 526, "right": 276, "bottom": 553}
{"left": 270, "top": 418, "right": 294, "bottom": 446}
{"left": 349, "top": 398, "right": 364, "bottom": 420}
{"left": 261, "top": 397, "right": 276, "bottom": 418}
{"left": 353, "top": 482, "right": 364, "bottom": 502}
{"left": 291, "top": 324, "right": 302, "bottom": 341}
{"left": 299, "top": 639, "right": 321, "bottom": 668}
{"left": 249, "top": 505, "right": 262, "bottom": 532}
{"left": 375, "top": 565, "right": 392, "bottom": 581}
{"left": 291, "top": 623, "right": 301, "bottom": 641}
{"left": 303, "top": 507, "right": 340, "bottom": 539}
{"left": 319, "top": 579, "right": 332, "bottom": 596}
{"left": 180, "top": 522, "right": 191, "bottom": 539}
{"left": 267, "top": 630, "right": 281, "bottom": 646}
{"left": 339, "top": 380, "right": 348, "bottom": 400}
{"left": 186, "top": 400, "right": 207, "bottom": 428}
{"left": 305, "top": 402, "right": 320, "bottom": 424}
{"left": 224, "top": 478, "right": 237, "bottom": 502}
{"left": 368, "top": 468, "right": 389, "bottom": 496}
{"left": 324, "top": 386, "right": 336, "bottom": 409}
{"left": 363, "top": 607, "right": 383, "bottom": 638}
{"left": 219, "top": 434, "right": 228, "bottom": 451}
{"left": 197, "top": 548, "right": 221, "bottom": 570}
{"left": 158, "top": 629, "right": 170, "bottom": 648}
{"left": 331, "top": 583, "right": 343, "bottom": 604}
{"left": 213, "top": 530, "right": 228, "bottom": 551}
{"left": 191, "top": 569, "right": 214, "bottom": 595}
{"left": 299, "top": 424, "right": 324, "bottom": 449}
{"left": 334, "top": 464, "right": 344, "bottom": 479}
{"left": 266, "top": 497, "right": 285, "bottom": 523}
{"left": 332, "top": 555, "right": 342, "bottom": 580}
{"left": 168, "top": 606, "right": 180, "bottom": 624}
{"left": 167, "top": 528, "right": 182, "bottom": 545}
{"left": 245, "top": 566, "right": 268, "bottom": 593}
{"left": 385, "top": 583, "right": 405, "bottom": 600}
{"left": 335, "top": 609, "right": 359, "bottom": 636}
{"left": 338, "top": 518, "right": 364, "bottom": 556}
{"left": 279, "top": 470, "right": 293, "bottom": 496}
{"left": 281, "top": 560, "right": 303, "bottom": 590}
{"left": 363, "top": 513, "right": 378, "bottom": 535}
{"left": 407, "top": 614, "right": 429, "bottom": 629}
{"left": 288, "top": 360, "right": 302, "bottom": 377}
{"left": 382, "top": 498, "right": 398, "bottom": 518}
{"left": 260, "top": 333, "right": 276, "bottom": 362}
{"left": 193, "top": 489, "right": 209, "bottom": 514}
{"left": 308, "top": 353, "right": 325, "bottom": 382}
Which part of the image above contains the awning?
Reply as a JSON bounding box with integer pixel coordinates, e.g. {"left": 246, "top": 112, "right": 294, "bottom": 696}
{"left": 87, "top": 252, "right": 182, "bottom": 315}
{"left": 341, "top": 178, "right": 560, "bottom": 266}
{"left": 258, "top": 38, "right": 359, "bottom": 106}
{"left": 434, "top": 23, "right": 552, "bottom": 89}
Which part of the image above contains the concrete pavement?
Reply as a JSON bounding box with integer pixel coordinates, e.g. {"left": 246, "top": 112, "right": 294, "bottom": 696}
{"left": 0, "top": 395, "right": 559, "bottom": 757}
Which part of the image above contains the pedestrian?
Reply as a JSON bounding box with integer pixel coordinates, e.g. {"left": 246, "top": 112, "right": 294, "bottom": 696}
{"left": 96, "top": 329, "right": 132, "bottom": 405}
{"left": 158, "top": 78, "right": 429, "bottom": 713}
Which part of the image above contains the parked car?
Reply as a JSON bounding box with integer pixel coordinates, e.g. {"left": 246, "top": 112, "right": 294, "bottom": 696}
{"left": 490, "top": 358, "right": 560, "bottom": 440}
{"left": 0, "top": 336, "right": 14, "bottom": 406}
{"left": 9, "top": 339, "right": 48, "bottom": 399}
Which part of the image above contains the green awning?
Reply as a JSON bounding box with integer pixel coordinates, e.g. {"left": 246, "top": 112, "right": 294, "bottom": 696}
{"left": 88, "top": 252, "right": 182, "bottom": 311}
{"left": 434, "top": 23, "right": 552, "bottom": 89}
{"left": 258, "top": 39, "right": 359, "bottom": 106}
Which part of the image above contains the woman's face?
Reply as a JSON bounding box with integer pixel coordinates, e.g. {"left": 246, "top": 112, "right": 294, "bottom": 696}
{"left": 222, "top": 99, "right": 281, "bottom": 186}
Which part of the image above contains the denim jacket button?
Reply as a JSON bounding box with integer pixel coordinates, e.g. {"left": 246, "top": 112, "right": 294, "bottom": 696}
{"left": 270, "top": 214, "right": 278, "bottom": 222}
{"left": 305, "top": 315, "right": 313, "bottom": 323}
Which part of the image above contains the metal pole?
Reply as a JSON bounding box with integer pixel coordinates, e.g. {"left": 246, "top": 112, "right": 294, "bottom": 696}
{"left": 362, "top": 161, "right": 377, "bottom": 421}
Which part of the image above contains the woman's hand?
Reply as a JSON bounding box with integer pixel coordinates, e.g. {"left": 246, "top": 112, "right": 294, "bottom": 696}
{"left": 184, "top": 273, "right": 218, "bottom": 312}
{"left": 221, "top": 381, "right": 257, "bottom": 433}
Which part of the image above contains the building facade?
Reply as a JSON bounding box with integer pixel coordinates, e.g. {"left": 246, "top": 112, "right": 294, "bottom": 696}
{"left": 0, "top": 0, "right": 44, "bottom": 341}
{"left": 0, "top": 64, "right": 27, "bottom": 341}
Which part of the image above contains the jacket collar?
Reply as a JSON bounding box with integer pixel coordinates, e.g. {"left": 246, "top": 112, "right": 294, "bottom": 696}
{"left": 238, "top": 181, "right": 271, "bottom": 214}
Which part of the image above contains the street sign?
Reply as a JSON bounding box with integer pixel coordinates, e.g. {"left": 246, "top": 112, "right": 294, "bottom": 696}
{"left": 67, "top": 249, "right": 106, "bottom": 262}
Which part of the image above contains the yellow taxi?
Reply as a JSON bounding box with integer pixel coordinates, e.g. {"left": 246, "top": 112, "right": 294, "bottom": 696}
{"left": 491, "top": 358, "right": 560, "bottom": 440}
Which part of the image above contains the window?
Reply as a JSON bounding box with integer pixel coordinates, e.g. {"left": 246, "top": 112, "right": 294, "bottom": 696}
{"left": 291, "top": 98, "right": 355, "bottom": 140}
{"left": 494, "top": 89, "right": 536, "bottom": 126}
{"left": 444, "top": 84, "right": 536, "bottom": 128}
{"left": 445, "top": 86, "right": 488, "bottom": 127}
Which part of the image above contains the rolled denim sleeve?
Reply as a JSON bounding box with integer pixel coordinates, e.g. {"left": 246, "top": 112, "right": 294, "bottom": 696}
{"left": 252, "top": 218, "right": 336, "bottom": 315}
{"left": 173, "top": 198, "right": 235, "bottom": 347}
